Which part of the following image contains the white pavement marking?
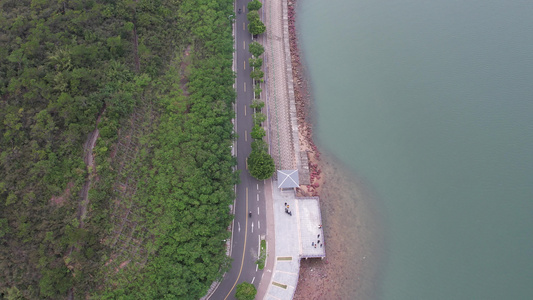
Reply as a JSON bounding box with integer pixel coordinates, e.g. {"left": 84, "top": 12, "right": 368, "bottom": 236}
{"left": 245, "top": 130, "right": 248, "bottom": 141}
{"left": 238, "top": 222, "right": 240, "bottom": 233}
{"left": 243, "top": 40, "right": 245, "bottom": 50}
{"left": 257, "top": 183, "right": 259, "bottom": 190}
{"left": 251, "top": 276, "right": 255, "bottom": 284}
{"left": 258, "top": 220, "right": 261, "bottom": 229}
{"left": 257, "top": 207, "right": 260, "bottom": 215}
{"left": 244, "top": 81, "right": 246, "bottom": 92}
{"left": 244, "top": 105, "right": 247, "bottom": 116}
{"left": 257, "top": 194, "right": 259, "bottom": 201}
{"left": 243, "top": 22, "right": 245, "bottom": 31}
{"left": 243, "top": 59, "right": 246, "bottom": 70}
{"left": 251, "top": 222, "right": 254, "bottom": 233}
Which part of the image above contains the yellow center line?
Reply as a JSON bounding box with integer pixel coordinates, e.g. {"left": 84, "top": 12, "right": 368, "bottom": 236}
{"left": 224, "top": 187, "right": 249, "bottom": 300}
{"left": 243, "top": 40, "right": 246, "bottom": 50}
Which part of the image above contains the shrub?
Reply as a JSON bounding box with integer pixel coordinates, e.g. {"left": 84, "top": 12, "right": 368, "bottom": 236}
{"left": 249, "top": 42, "right": 265, "bottom": 58}
{"left": 247, "top": 0, "right": 262, "bottom": 11}
{"left": 235, "top": 282, "right": 257, "bottom": 300}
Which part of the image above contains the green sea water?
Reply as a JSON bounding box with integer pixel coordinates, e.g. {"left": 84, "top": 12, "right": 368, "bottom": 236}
{"left": 298, "top": 1, "right": 533, "bottom": 299}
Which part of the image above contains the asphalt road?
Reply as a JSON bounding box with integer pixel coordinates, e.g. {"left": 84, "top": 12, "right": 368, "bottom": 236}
{"left": 209, "top": 2, "right": 268, "bottom": 299}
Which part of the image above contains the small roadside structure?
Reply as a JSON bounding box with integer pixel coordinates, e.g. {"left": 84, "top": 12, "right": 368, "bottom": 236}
{"left": 277, "top": 170, "right": 299, "bottom": 190}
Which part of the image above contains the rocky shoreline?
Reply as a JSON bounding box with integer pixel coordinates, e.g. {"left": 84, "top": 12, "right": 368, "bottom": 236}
{"left": 287, "top": 1, "right": 324, "bottom": 199}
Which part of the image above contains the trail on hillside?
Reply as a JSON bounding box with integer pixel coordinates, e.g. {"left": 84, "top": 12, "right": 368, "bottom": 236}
{"left": 77, "top": 112, "right": 103, "bottom": 227}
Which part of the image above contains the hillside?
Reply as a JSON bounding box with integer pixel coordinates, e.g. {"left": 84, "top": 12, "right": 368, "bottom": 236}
{"left": 0, "top": 0, "right": 237, "bottom": 298}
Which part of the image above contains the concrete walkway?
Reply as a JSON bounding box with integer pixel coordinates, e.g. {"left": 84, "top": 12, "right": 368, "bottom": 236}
{"left": 262, "top": 0, "right": 300, "bottom": 171}
{"left": 260, "top": 184, "right": 325, "bottom": 300}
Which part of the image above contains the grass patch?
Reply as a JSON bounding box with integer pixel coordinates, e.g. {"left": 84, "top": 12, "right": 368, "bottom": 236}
{"left": 272, "top": 282, "right": 288, "bottom": 289}
{"left": 256, "top": 239, "right": 267, "bottom": 269}
{"left": 276, "top": 256, "right": 292, "bottom": 261}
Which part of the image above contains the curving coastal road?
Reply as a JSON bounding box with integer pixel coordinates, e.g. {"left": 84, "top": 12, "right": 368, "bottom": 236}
{"left": 209, "top": 1, "right": 269, "bottom": 299}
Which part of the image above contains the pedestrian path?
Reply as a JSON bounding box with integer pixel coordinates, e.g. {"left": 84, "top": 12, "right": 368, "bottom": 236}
{"left": 263, "top": 0, "right": 300, "bottom": 171}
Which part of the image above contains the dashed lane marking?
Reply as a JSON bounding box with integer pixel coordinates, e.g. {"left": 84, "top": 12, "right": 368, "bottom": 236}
{"left": 223, "top": 187, "right": 249, "bottom": 300}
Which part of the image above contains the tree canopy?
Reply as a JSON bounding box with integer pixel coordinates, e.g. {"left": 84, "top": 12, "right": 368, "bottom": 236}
{"left": 247, "top": 11, "right": 266, "bottom": 36}
{"left": 0, "top": 0, "right": 237, "bottom": 298}
{"left": 249, "top": 42, "right": 265, "bottom": 58}
{"left": 247, "top": 0, "right": 263, "bottom": 12}
{"left": 248, "top": 149, "right": 275, "bottom": 180}
{"left": 235, "top": 282, "right": 257, "bottom": 300}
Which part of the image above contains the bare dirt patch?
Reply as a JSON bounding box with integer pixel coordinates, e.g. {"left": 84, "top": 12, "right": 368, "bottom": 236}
{"left": 50, "top": 181, "right": 74, "bottom": 206}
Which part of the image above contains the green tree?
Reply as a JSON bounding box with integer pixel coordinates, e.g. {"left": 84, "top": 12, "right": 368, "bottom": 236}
{"left": 251, "top": 125, "right": 266, "bottom": 140}
{"left": 249, "top": 42, "right": 265, "bottom": 58}
{"left": 251, "top": 140, "right": 268, "bottom": 153}
{"left": 248, "top": 19, "right": 266, "bottom": 36}
{"left": 250, "top": 100, "right": 265, "bottom": 110}
{"left": 253, "top": 112, "right": 266, "bottom": 126}
{"left": 254, "top": 87, "right": 262, "bottom": 99}
{"left": 249, "top": 57, "right": 263, "bottom": 69}
{"left": 248, "top": 150, "right": 275, "bottom": 180}
{"left": 235, "top": 282, "right": 257, "bottom": 300}
{"left": 247, "top": 0, "right": 263, "bottom": 12}
{"left": 250, "top": 69, "right": 264, "bottom": 81}
{"left": 247, "top": 11, "right": 260, "bottom": 23}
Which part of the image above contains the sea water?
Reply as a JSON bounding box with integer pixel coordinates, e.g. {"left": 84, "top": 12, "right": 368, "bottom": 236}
{"left": 298, "top": 0, "right": 533, "bottom": 299}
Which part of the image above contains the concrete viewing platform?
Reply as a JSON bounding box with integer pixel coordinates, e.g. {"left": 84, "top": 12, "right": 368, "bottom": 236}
{"left": 264, "top": 182, "right": 325, "bottom": 300}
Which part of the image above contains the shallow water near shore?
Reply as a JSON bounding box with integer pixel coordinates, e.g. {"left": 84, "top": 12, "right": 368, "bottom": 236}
{"left": 298, "top": 0, "right": 533, "bottom": 299}
{"left": 293, "top": 150, "right": 385, "bottom": 300}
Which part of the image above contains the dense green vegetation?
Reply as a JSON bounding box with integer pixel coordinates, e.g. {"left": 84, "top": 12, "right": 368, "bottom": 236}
{"left": 247, "top": 35, "right": 274, "bottom": 180}
{"left": 247, "top": 6, "right": 266, "bottom": 36}
{"left": 235, "top": 282, "right": 257, "bottom": 300}
{"left": 0, "top": 0, "right": 237, "bottom": 299}
{"left": 248, "top": 42, "right": 265, "bottom": 58}
{"left": 247, "top": 0, "right": 263, "bottom": 12}
{"left": 248, "top": 111, "right": 275, "bottom": 180}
